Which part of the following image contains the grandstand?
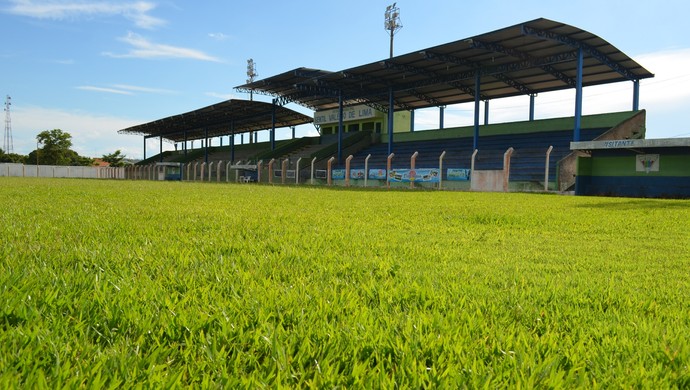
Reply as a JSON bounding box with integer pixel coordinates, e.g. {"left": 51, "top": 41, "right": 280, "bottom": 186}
{"left": 118, "top": 18, "right": 660, "bottom": 194}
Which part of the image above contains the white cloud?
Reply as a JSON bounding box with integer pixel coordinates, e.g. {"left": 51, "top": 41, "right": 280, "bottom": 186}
{"left": 112, "top": 84, "right": 176, "bottom": 94}
{"left": 208, "top": 32, "right": 231, "bottom": 41}
{"left": 10, "top": 105, "right": 156, "bottom": 159}
{"left": 103, "top": 32, "right": 222, "bottom": 62}
{"left": 5, "top": 0, "right": 166, "bottom": 29}
{"left": 77, "top": 85, "right": 134, "bottom": 95}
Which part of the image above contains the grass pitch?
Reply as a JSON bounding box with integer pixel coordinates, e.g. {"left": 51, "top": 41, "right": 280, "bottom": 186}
{"left": 1, "top": 178, "right": 688, "bottom": 388}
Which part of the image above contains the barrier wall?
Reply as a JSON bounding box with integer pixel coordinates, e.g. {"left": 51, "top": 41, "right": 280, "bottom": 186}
{"left": 0, "top": 164, "right": 125, "bottom": 179}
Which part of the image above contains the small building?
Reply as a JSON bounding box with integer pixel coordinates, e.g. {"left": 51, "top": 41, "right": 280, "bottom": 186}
{"left": 570, "top": 138, "right": 690, "bottom": 198}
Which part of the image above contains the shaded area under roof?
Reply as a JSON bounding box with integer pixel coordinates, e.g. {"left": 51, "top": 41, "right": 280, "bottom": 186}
{"left": 118, "top": 99, "right": 313, "bottom": 143}
{"left": 236, "top": 18, "right": 654, "bottom": 112}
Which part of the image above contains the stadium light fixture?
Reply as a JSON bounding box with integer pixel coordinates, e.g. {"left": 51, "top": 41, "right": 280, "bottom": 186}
{"left": 384, "top": 3, "right": 402, "bottom": 58}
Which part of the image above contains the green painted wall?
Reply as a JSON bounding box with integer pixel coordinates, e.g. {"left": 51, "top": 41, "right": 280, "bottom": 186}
{"left": 388, "top": 111, "right": 641, "bottom": 143}
{"left": 577, "top": 154, "right": 690, "bottom": 177}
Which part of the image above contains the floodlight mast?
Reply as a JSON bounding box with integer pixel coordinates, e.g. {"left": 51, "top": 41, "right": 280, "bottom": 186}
{"left": 246, "top": 59, "right": 258, "bottom": 143}
{"left": 384, "top": 3, "right": 402, "bottom": 58}
{"left": 246, "top": 59, "right": 258, "bottom": 101}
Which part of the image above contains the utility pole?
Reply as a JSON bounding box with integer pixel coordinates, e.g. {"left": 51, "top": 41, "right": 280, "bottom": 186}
{"left": 384, "top": 3, "right": 402, "bottom": 58}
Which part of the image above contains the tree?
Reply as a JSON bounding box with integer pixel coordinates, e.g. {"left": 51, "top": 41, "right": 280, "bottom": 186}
{"left": 102, "top": 150, "right": 128, "bottom": 167}
{"left": 0, "top": 148, "right": 26, "bottom": 163}
{"left": 28, "top": 129, "right": 94, "bottom": 166}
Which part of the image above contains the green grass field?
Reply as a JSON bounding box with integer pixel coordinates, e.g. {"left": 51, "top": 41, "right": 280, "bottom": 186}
{"left": 1, "top": 178, "right": 688, "bottom": 388}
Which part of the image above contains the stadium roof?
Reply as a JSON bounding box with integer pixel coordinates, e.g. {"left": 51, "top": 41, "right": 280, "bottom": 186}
{"left": 117, "top": 99, "right": 313, "bottom": 143}
{"left": 235, "top": 18, "right": 654, "bottom": 112}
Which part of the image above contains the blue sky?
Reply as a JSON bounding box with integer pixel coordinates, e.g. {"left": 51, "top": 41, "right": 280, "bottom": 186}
{"left": 2, "top": 0, "right": 690, "bottom": 159}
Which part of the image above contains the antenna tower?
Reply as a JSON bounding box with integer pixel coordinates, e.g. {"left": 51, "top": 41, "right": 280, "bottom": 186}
{"left": 246, "top": 59, "right": 258, "bottom": 101}
{"left": 384, "top": 3, "right": 402, "bottom": 58}
{"left": 3, "top": 96, "right": 12, "bottom": 154}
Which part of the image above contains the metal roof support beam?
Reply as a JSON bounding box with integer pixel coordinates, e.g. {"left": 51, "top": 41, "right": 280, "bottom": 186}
{"left": 439, "top": 106, "right": 445, "bottom": 129}
{"left": 143, "top": 138, "right": 147, "bottom": 161}
{"left": 271, "top": 99, "right": 276, "bottom": 151}
{"left": 529, "top": 94, "right": 536, "bottom": 121}
{"left": 422, "top": 49, "right": 577, "bottom": 88}
{"left": 474, "top": 72, "right": 481, "bottom": 150}
{"left": 574, "top": 48, "right": 584, "bottom": 142}
{"left": 388, "top": 87, "right": 394, "bottom": 156}
{"left": 159, "top": 136, "right": 163, "bottom": 163}
{"left": 521, "top": 25, "right": 640, "bottom": 81}
{"left": 633, "top": 80, "right": 640, "bottom": 111}
{"left": 410, "top": 109, "right": 415, "bottom": 132}
{"left": 338, "top": 91, "right": 344, "bottom": 164}
{"left": 230, "top": 122, "right": 235, "bottom": 163}
{"left": 184, "top": 131, "right": 188, "bottom": 157}
{"left": 484, "top": 100, "right": 490, "bottom": 125}
{"left": 204, "top": 129, "right": 209, "bottom": 164}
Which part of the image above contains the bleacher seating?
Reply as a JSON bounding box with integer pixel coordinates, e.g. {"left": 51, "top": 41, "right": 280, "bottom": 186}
{"left": 339, "top": 128, "right": 609, "bottom": 184}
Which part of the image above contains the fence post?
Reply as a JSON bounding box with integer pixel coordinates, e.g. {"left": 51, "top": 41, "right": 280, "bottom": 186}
{"left": 410, "top": 151, "right": 418, "bottom": 189}
{"left": 327, "top": 157, "right": 336, "bottom": 186}
{"left": 216, "top": 160, "right": 223, "bottom": 182}
{"left": 364, "top": 154, "right": 371, "bottom": 188}
{"left": 545, "top": 145, "right": 554, "bottom": 191}
{"left": 386, "top": 153, "right": 395, "bottom": 189}
{"left": 281, "top": 158, "right": 288, "bottom": 185}
{"left": 268, "top": 159, "right": 275, "bottom": 184}
{"left": 226, "top": 161, "right": 232, "bottom": 182}
{"left": 345, "top": 155, "right": 353, "bottom": 187}
{"left": 296, "top": 157, "right": 302, "bottom": 184}
{"left": 310, "top": 157, "right": 317, "bottom": 185}
{"left": 503, "top": 147, "right": 514, "bottom": 192}
{"left": 438, "top": 151, "right": 446, "bottom": 190}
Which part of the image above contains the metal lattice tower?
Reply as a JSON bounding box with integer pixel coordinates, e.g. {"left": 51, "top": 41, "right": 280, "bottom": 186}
{"left": 3, "top": 96, "right": 12, "bottom": 154}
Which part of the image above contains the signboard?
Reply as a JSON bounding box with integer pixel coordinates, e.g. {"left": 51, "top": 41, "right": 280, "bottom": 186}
{"left": 388, "top": 168, "right": 440, "bottom": 183}
{"left": 636, "top": 154, "right": 659, "bottom": 173}
{"left": 331, "top": 169, "right": 346, "bottom": 180}
{"left": 447, "top": 168, "right": 471, "bottom": 181}
{"left": 369, "top": 169, "right": 387, "bottom": 180}
{"left": 350, "top": 169, "right": 366, "bottom": 180}
{"left": 314, "top": 104, "right": 377, "bottom": 125}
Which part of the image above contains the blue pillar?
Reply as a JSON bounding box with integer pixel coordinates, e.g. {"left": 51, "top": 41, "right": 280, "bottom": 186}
{"left": 143, "top": 137, "right": 147, "bottom": 160}
{"left": 410, "top": 109, "right": 415, "bottom": 132}
{"left": 204, "top": 129, "right": 209, "bottom": 164}
{"left": 473, "top": 72, "right": 481, "bottom": 150}
{"left": 230, "top": 123, "right": 235, "bottom": 163}
{"left": 574, "top": 47, "right": 583, "bottom": 142}
{"left": 159, "top": 136, "right": 163, "bottom": 162}
{"left": 529, "top": 94, "right": 536, "bottom": 121}
{"left": 484, "top": 100, "right": 489, "bottom": 125}
{"left": 439, "top": 106, "right": 445, "bottom": 129}
{"left": 183, "top": 132, "right": 187, "bottom": 157}
{"left": 633, "top": 80, "right": 640, "bottom": 111}
{"left": 387, "top": 87, "right": 394, "bottom": 156}
{"left": 271, "top": 99, "right": 276, "bottom": 151}
{"left": 338, "top": 91, "right": 343, "bottom": 164}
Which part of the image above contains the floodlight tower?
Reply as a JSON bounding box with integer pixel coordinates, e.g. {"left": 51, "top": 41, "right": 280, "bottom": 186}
{"left": 246, "top": 59, "right": 257, "bottom": 101}
{"left": 3, "top": 95, "right": 12, "bottom": 154}
{"left": 246, "top": 59, "right": 258, "bottom": 143}
{"left": 384, "top": 3, "right": 402, "bottom": 58}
